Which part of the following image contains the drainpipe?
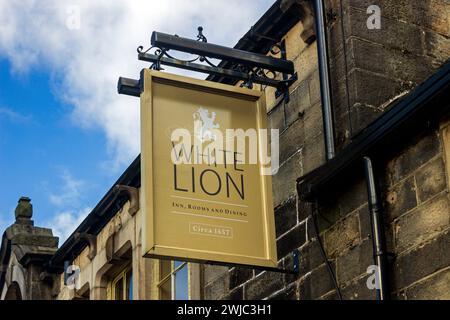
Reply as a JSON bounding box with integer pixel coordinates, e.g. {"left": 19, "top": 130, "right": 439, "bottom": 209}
{"left": 313, "top": 0, "right": 335, "bottom": 160}
{"left": 363, "top": 157, "right": 390, "bottom": 300}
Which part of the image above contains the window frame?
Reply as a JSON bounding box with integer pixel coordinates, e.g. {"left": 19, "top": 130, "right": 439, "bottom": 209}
{"left": 109, "top": 265, "right": 132, "bottom": 300}
{"left": 157, "top": 261, "right": 189, "bottom": 300}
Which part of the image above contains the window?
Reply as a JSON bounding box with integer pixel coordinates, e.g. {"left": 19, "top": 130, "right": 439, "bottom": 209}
{"left": 157, "top": 260, "right": 189, "bottom": 300}
{"left": 110, "top": 265, "right": 133, "bottom": 300}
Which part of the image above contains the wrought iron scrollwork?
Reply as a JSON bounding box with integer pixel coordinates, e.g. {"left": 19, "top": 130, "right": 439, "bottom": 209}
{"left": 137, "top": 26, "right": 219, "bottom": 71}
{"left": 124, "top": 26, "right": 298, "bottom": 102}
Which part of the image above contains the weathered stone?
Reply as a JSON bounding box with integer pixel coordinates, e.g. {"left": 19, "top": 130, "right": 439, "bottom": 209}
{"left": 203, "top": 265, "right": 229, "bottom": 286}
{"left": 357, "top": 204, "right": 372, "bottom": 240}
{"left": 269, "top": 283, "right": 297, "bottom": 300}
{"left": 394, "top": 192, "right": 450, "bottom": 252}
{"left": 297, "top": 198, "right": 312, "bottom": 222}
{"left": 338, "top": 177, "right": 367, "bottom": 216}
{"left": 244, "top": 272, "right": 284, "bottom": 300}
{"left": 221, "top": 286, "right": 243, "bottom": 300}
{"left": 285, "top": 80, "right": 310, "bottom": 126}
{"left": 345, "top": 6, "right": 424, "bottom": 56}
{"left": 324, "top": 213, "right": 361, "bottom": 258}
{"left": 274, "top": 197, "right": 298, "bottom": 238}
{"left": 342, "top": 0, "right": 450, "bottom": 36}
{"left": 299, "top": 240, "right": 325, "bottom": 278}
{"left": 204, "top": 273, "right": 229, "bottom": 300}
{"left": 405, "top": 268, "right": 450, "bottom": 300}
{"left": 348, "top": 37, "right": 436, "bottom": 84}
{"left": 384, "top": 176, "right": 417, "bottom": 221}
{"left": 308, "top": 69, "right": 321, "bottom": 106}
{"left": 424, "top": 31, "right": 450, "bottom": 64}
{"left": 415, "top": 157, "right": 446, "bottom": 203}
{"left": 272, "top": 150, "right": 303, "bottom": 206}
{"left": 349, "top": 103, "right": 384, "bottom": 135}
{"left": 267, "top": 102, "right": 285, "bottom": 132}
{"left": 276, "top": 223, "right": 306, "bottom": 259}
{"left": 15, "top": 197, "right": 33, "bottom": 225}
{"left": 229, "top": 267, "right": 253, "bottom": 290}
{"left": 292, "top": 42, "right": 318, "bottom": 83}
{"left": 299, "top": 263, "right": 336, "bottom": 300}
{"left": 336, "top": 239, "right": 373, "bottom": 285}
{"left": 341, "top": 275, "right": 377, "bottom": 300}
{"left": 302, "top": 132, "right": 326, "bottom": 174}
{"left": 393, "top": 229, "right": 450, "bottom": 290}
{"left": 278, "top": 118, "right": 304, "bottom": 165}
{"left": 386, "top": 132, "right": 441, "bottom": 184}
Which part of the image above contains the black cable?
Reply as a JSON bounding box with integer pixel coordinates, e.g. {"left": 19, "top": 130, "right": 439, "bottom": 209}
{"left": 310, "top": 199, "right": 343, "bottom": 300}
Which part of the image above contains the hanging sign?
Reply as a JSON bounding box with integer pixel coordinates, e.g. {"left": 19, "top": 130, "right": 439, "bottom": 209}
{"left": 141, "top": 69, "right": 277, "bottom": 267}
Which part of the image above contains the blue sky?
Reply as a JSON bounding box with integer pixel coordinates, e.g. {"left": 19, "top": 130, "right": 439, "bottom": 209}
{"left": 0, "top": 0, "right": 274, "bottom": 243}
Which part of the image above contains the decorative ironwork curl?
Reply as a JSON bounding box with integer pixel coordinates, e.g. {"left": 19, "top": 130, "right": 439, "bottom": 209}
{"left": 137, "top": 26, "right": 217, "bottom": 70}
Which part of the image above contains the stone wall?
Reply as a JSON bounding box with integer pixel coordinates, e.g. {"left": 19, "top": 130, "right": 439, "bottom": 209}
{"left": 201, "top": 0, "right": 450, "bottom": 300}
{"left": 328, "top": 0, "right": 450, "bottom": 149}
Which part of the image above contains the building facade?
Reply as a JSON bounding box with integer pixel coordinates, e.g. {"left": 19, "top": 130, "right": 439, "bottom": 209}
{"left": 1, "top": 0, "right": 449, "bottom": 300}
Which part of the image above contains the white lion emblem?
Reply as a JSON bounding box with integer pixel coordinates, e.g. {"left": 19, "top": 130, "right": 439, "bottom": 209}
{"left": 193, "top": 107, "right": 220, "bottom": 143}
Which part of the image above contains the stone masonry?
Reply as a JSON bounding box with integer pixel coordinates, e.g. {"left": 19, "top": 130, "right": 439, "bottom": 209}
{"left": 201, "top": 0, "right": 450, "bottom": 300}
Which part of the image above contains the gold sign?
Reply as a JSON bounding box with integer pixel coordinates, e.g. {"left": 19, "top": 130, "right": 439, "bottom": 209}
{"left": 141, "top": 69, "right": 277, "bottom": 267}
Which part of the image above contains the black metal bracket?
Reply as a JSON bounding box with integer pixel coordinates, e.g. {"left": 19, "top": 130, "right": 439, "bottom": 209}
{"left": 118, "top": 27, "right": 297, "bottom": 102}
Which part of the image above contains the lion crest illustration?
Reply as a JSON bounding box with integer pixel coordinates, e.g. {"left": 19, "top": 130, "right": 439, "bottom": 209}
{"left": 193, "top": 107, "right": 220, "bottom": 143}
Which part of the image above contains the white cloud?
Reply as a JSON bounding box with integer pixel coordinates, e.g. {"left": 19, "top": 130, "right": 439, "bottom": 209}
{"left": 0, "top": 0, "right": 274, "bottom": 170}
{"left": 49, "top": 169, "right": 84, "bottom": 207}
{"left": 45, "top": 207, "right": 91, "bottom": 243}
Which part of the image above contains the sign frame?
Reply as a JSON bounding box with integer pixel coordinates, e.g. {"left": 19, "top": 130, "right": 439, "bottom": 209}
{"left": 140, "top": 69, "right": 277, "bottom": 268}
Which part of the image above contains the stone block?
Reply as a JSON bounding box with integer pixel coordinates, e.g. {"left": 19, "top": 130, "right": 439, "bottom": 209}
{"left": 336, "top": 239, "right": 373, "bottom": 285}
{"left": 415, "top": 157, "right": 446, "bottom": 203}
{"left": 269, "top": 283, "right": 298, "bottom": 300}
{"left": 393, "top": 229, "right": 450, "bottom": 290}
{"left": 357, "top": 204, "right": 372, "bottom": 239}
{"left": 297, "top": 198, "right": 313, "bottom": 222}
{"left": 285, "top": 80, "right": 311, "bottom": 126}
{"left": 276, "top": 223, "right": 306, "bottom": 259}
{"left": 272, "top": 150, "right": 303, "bottom": 206}
{"left": 324, "top": 213, "right": 361, "bottom": 258}
{"left": 384, "top": 176, "right": 417, "bottom": 221}
{"left": 345, "top": 6, "right": 424, "bottom": 56}
{"left": 405, "top": 268, "right": 450, "bottom": 300}
{"left": 348, "top": 37, "right": 436, "bottom": 84}
{"left": 394, "top": 192, "right": 450, "bottom": 252}
{"left": 278, "top": 118, "right": 304, "bottom": 165}
{"left": 267, "top": 102, "right": 285, "bottom": 132}
{"left": 341, "top": 275, "right": 377, "bottom": 300}
{"left": 203, "top": 265, "right": 229, "bottom": 286}
{"left": 298, "top": 263, "right": 336, "bottom": 300}
{"left": 204, "top": 273, "right": 229, "bottom": 300}
{"left": 386, "top": 131, "right": 441, "bottom": 184}
{"left": 221, "top": 286, "right": 243, "bottom": 300}
{"left": 229, "top": 267, "right": 253, "bottom": 290}
{"left": 243, "top": 272, "right": 284, "bottom": 300}
{"left": 298, "top": 240, "right": 325, "bottom": 278}
{"left": 274, "top": 197, "right": 298, "bottom": 238}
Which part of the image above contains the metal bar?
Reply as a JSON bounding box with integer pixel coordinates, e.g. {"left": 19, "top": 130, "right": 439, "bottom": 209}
{"left": 314, "top": 0, "right": 336, "bottom": 160}
{"left": 363, "top": 157, "right": 390, "bottom": 300}
{"left": 117, "top": 77, "right": 141, "bottom": 97}
{"left": 138, "top": 52, "right": 281, "bottom": 87}
{"left": 151, "top": 31, "right": 294, "bottom": 74}
{"left": 171, "top": 272, "right": 176, "bottom": 300}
